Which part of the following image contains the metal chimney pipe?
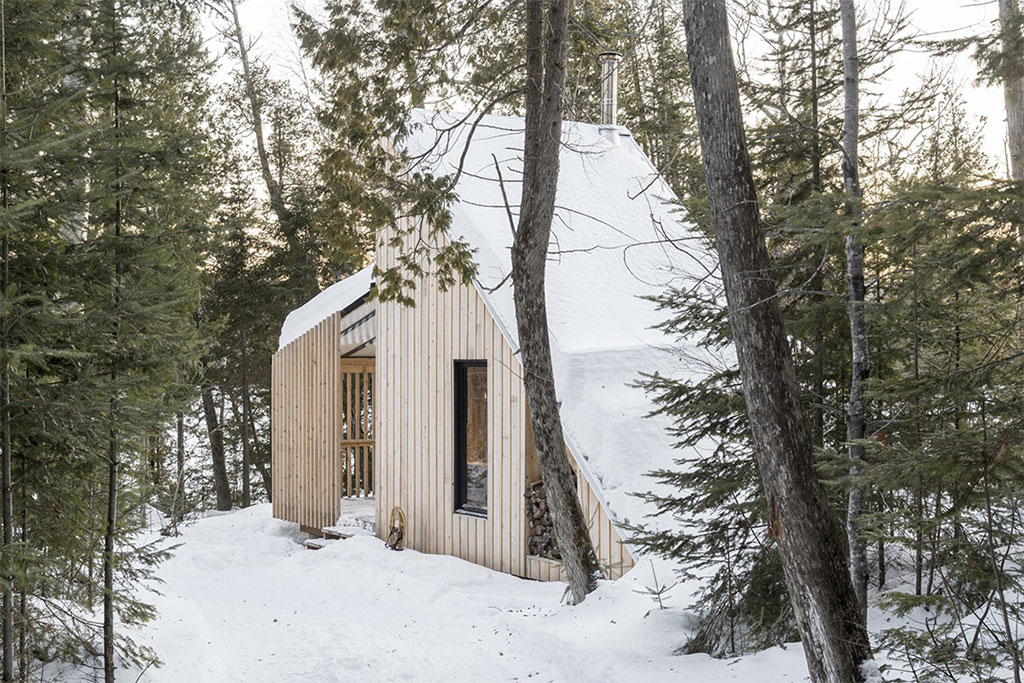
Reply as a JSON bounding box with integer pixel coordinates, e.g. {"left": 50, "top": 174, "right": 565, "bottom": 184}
{"left": 599, "top": 51, "right": 622, "bottom": 126}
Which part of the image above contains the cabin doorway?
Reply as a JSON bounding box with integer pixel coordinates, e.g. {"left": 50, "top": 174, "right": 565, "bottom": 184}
{"left": 340, "top": 357, "right": 374, "bottom": 498}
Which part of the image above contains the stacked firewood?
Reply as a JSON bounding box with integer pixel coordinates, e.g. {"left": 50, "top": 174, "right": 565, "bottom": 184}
{"left": 525, "top": 480, "right": 560, "bottom": 559}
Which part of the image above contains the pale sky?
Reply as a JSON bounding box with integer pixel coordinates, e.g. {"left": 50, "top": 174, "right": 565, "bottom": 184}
{"left": 891, "top": 0, "right": 1007, "bottom": 169}
{"left": 209, "top": 0, "right": 1011, "bottom": 175}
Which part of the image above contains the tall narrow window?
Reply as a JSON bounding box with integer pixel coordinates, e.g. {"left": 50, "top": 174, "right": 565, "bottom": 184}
{"left": 455, "top": 361, "right": 487, "bottom": 514}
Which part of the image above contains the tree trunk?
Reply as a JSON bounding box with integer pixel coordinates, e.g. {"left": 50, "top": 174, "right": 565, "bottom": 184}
{"left": 172, "top": 411, "right": 185, "bottom": 529}
{"left": 839, "top": 0, "right": 870, "bottom": 623}
{"left": 225, "top": 0, "right": 287, "bottom": 226}
{"left": 0, "top": 1, "right": 11, "bottom": 675}
{"left": 247, "top": 405, "right": 272, "bottom": 501}
{"left": 16, "top": 444, "right": 22, "bottom": 683}
{"left": 1000, "top": 0, "right": 1024, "bottom": 186}
{"left": 876, "top": 494, "right": 886, "bottom": 589}
{"left": 103, "top": 420, "right": 117, "bottom": 683}
{"left": 808, "top": 0, "right": 826, "bottom": 451}
{"left": 240, "top": 330, "right": 251, "bottom": 508}
{"left": 104, "top": 13, "right": 122, "bottom": 679}
{"left": 202, "top": 386, "right": 232, "bottom": 511}
{"left": 912, "top": 247, "right": 923, "bottom": 597}
{"left": 511, "top": 0, "right": 601, "bottom": 605}
{"left": 809, "top": 7, "right": 821, "bottom": 189}
{"left": 996, "top": 16, "right": 1024, "bottom": 679}
{"left": 87, "top": 484, "right": 96, "bottom": 609}
{"left": 234, "top": 394, "right": 271, "bottom": 503}
{"left": 681, "top": 1, "right": 873, "bottom": 681}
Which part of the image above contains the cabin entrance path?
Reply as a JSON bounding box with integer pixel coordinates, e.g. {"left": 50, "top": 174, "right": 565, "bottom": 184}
{"left": 115, "top": 504, "right": 807, "bottom": 682}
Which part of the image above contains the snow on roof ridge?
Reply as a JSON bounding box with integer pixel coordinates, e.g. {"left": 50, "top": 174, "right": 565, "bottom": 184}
{"left": 277, "top": 265, "right": 374, "bottom": 350}
{"left": 404, "top": 108, "right": 715, "bottom": 543}
{"left": 409, "top": 105, "right": 633, "bottom": 133}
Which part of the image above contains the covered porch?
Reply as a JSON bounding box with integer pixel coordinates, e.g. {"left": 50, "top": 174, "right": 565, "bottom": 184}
{"left": 271, "top": 273, "right": 378, "bottom": 535}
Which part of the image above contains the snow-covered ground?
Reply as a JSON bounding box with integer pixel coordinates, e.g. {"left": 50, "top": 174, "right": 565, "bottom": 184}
{"left": 88, "top": 505, "right": 809, "bottom": 682}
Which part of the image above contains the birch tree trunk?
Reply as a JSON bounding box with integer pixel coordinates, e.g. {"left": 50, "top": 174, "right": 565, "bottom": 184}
{"left": 840, "top": 0, "right": 870, "bottom": 622}
{"left": 511, "top": 0, "right": 602, "bottom": 605}
{"left": 681, "top": 0, "right": 872, "bottom": 680}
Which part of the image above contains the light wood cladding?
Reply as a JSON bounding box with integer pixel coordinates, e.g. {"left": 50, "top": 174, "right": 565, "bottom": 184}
{"left": 271, "top": 221, "right": 635, "bottom": 581}
{"left": 375, "top": 224, "right": 634, "bottom": 581}
{"left": 272, "top": 314, "right": 375, "bottom": 531}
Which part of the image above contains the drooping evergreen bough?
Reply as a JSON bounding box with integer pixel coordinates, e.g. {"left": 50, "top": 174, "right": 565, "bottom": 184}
{"left": 0, "top": 0, "right": 214, "bottom": 677}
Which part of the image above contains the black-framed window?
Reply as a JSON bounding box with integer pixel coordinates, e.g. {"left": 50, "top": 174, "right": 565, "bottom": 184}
{"left": 454, "top": 360, "right": 487, "bottom": 515}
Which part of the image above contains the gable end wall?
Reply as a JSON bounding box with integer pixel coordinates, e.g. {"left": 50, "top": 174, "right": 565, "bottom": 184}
{"left": 375, "top": 221, "right": 634, "bottom": 580}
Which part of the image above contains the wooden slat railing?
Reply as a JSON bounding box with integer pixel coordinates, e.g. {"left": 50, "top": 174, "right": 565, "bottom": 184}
{"left": 340, "top": 358, "right": 374, "bottom": 498}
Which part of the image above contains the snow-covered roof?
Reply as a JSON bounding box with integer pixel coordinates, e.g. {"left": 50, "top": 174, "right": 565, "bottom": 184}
{"left": 278, "top": 265, "right": 374, "bottom": 349}
{"left": 404, "top": 109, "right": 717, "bottom": 534}
{"left": 276, "top": 109, "right": 718, "bottom": 536}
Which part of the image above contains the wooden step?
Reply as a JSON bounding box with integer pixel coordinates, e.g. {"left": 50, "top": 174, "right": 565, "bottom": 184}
{"left": 322, "top": 529, "right": 352, "bottom": 540}
{"left": 302, "top": 525, "right": 356, "bottom": 550}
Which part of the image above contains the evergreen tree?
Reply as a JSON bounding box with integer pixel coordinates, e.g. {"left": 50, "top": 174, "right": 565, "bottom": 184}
{"left": 79, "top": 0, "right": 211, "bottom": 675}
{"left": 865, "top": 91, "right": 1024, "bottom": 682}
{"left": 0, "top": 1, "right": 214, "bottom": 678}
{"left": 294, "top": 0, "right": 484, "bottom": 304}
{"left": 633, "top": 0, "right": 941, "bottom": 658}
{"left": 198, "top": 170, "right": 283, "bottom": 508}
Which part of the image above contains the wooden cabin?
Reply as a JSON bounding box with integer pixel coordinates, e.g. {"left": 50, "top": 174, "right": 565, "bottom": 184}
{"left": 271, "top": 107, "right": 707, "bottom": 582}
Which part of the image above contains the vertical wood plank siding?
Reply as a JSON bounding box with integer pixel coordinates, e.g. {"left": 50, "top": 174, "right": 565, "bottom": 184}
{"left": 272, "top": 312, "right": 376, "bottom": 530}
{"left": 375, "top": 224, "right": 634, "bottom": 580}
